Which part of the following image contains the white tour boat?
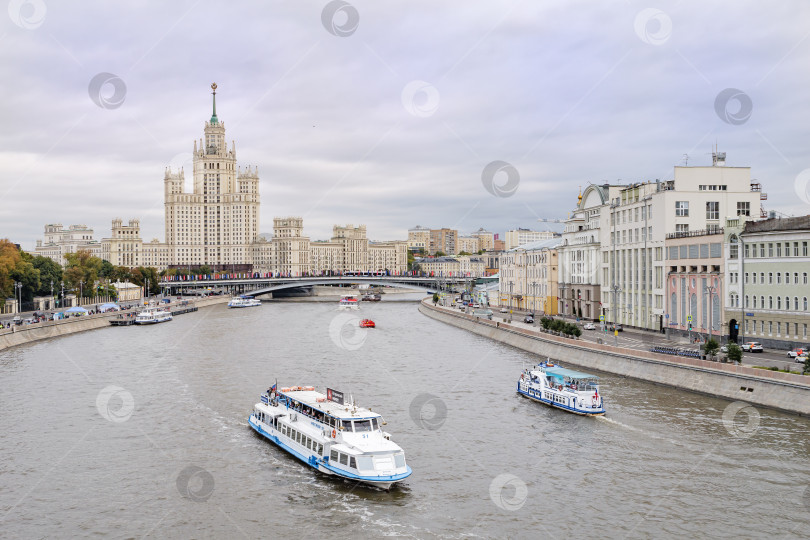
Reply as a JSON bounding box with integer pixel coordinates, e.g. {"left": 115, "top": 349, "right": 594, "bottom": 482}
{"left": 228, "top": 295, "right": 262, "bottom": 308}
{"left": 249, "top": 385, "right": 412, "bottom": 490}
{"left": 338, "top": 294, "right": 360, "bottom": 310}
{"left": 134, "top": 306, "right": 173, "bottom": 325}
{"left": 517, "top": 360, "right": 605, "bottom": 416}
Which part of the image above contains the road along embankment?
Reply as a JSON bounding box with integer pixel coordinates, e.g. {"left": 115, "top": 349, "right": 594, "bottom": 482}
{"left": 419, "top": 300, "right": 810, "bottom": 416}
{"left": 0, "top": 296, "right": 229, "bottom": 353}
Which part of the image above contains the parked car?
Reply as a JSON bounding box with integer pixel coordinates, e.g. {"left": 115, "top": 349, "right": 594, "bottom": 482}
{"left": 742, "top": 342, "right": 763, "bottom": 353}
{"left": 12, "top": 316, "right": 22, "bottom": 325}
{"left": 523, "top": 314, "right": 534, "bottom": 324}
{"left": 794, "top": 353, "right": 809, "bottom": 364}
{"left": 720, "top": 345, "right": 728, "bottom": 353}
{"left": 583, "top": 322, "right": 596, "bottom": 330}
{"left": 500, "top": 307, "right": 509, "bottom": 313}
{"left": 472, "top": 303, "right": 481, "bottom": 309}
{"left": 787, "top": 348, "right": 806, "bottom": 358}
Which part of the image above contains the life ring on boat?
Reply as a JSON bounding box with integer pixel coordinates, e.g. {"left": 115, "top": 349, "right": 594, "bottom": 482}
{"left": 520, "top": 374, "right": 524, "bottom": 381}
{"left": 558, "top": 384, "right": 563, "bottom": 391}
{"left": 331, "top": 429, "right": 336, "bottom": 438}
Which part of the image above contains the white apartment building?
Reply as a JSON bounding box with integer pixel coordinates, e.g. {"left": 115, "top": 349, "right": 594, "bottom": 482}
{"left": 458, "top": 236, "right": 481, "bottom": 253}
{"left": 504, "top": 228, "right": 556, "bottom": 250}
{"left": 33, "top": 224, "right": 103, "bottom": 264}
{"left": 601, "top": 154, "right": 762, "bottom": 332}
{"left": 557, "top": 185, "right": 622, "bottom": 321}
{"left": 472, "top": 228, "right": 495, "bottom": 251}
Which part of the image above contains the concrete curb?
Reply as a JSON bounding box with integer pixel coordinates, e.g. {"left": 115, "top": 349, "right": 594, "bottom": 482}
{"left": 420, "top": 300, "right": 810, "bottom": 416}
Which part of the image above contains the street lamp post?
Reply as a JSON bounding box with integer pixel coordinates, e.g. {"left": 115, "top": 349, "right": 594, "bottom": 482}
{"left": 60, "top": 281, "right": 64, "bottom": 309}
{"left": 14, "top": 281, "right": 22, "bottom": 313}
{"left": 50, "top": 280, "right": 54, "bottom": 310}
{"left": 611, "top": 284, "right": 622, "bottom": 346}
{"left": 79, "top": 280, "right": 84, "bottom": 306}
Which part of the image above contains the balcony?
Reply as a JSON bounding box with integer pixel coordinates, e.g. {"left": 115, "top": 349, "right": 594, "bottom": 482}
{"left": 665, "top": 228, "right": 724, "bottom": 239}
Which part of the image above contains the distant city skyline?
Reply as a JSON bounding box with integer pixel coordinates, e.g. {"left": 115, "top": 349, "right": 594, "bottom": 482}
{"left": 3, "top": 1, "right": 810, "bottom": 249}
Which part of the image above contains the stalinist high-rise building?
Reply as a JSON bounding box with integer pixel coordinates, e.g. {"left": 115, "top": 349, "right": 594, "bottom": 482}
{"left": 76, "top": 84, "right": 408, "bottom": 275}
{"left": 162, "top": 82, "right": 260, "bottom": 270}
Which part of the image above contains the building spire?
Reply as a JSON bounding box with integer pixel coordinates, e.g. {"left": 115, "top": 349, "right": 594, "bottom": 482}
{"left": 210, "top": 82, "right": 218, "bottom": 124}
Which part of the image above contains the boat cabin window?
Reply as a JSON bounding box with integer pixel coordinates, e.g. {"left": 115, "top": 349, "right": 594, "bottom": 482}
{"left": 331, "top": 449, "right": 338, "bottom": 461}
{"left": 349, "top": 456, "right": 357, "bottom": 469}
{"left": 339, "top": 453, "right": 349, "bottom": 466}
{"left": 353, "top": 420, "right": 372, "bottom": 432}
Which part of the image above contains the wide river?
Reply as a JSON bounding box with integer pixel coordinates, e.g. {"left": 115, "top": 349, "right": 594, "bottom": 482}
{"left": 1, "top": 297, "right": 808, "bottom": 538}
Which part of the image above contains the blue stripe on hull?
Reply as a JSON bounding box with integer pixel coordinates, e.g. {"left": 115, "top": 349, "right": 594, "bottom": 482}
{"left": 516, "top": 387, "right": 605, "bottom": 416}
{"left": 248, "top": 417, "right": 412, "bottom": 484}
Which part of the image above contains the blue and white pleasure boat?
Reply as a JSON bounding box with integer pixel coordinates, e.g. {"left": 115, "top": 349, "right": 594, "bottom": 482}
{"left": 249, "top": 385, "right": 412, "bottom": 490}
{"left": 228, "top": 295, "right": 261, "bottom": 308}
{"left": 517, "top": 360, "right": 605, "bottom": 416}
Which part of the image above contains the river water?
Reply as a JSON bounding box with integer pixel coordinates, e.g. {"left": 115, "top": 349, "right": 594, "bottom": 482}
{"left": 1, "top": 297, "right": 808, "bottom": 538}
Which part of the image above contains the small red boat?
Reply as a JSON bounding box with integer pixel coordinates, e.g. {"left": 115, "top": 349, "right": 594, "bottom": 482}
{"left": 359, "top": 319, "right": 376, "bottom": 328}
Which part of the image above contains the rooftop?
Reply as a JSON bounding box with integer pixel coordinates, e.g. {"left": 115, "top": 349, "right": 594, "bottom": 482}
{"left": 743, "top": 215, "right": 810, "bottom": 234}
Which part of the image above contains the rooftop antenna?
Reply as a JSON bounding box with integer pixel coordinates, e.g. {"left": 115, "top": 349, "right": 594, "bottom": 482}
{"left": 682, "top": 154, "right": 689, "bottom": 166}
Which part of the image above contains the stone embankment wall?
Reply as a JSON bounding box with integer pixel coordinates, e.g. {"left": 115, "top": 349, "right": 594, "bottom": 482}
{"left": 419, "top": 300, "right": 810, "bottom": 416}
{"left": 0, "top": 296, "right": 229, "bottom": 353}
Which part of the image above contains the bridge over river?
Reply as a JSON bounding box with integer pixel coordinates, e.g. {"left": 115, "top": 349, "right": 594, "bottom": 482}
{"left": 159, "top": 275, "right": 475, "bottom": 297}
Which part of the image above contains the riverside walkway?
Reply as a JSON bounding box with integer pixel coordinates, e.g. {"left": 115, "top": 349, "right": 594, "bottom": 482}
{"left": 420, "top": 299, "right": 810, "bottom": 416}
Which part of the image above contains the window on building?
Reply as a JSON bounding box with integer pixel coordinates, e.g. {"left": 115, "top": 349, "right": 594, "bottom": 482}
{"left": 760, "top": 244, "right": 765, "bottom": 257}
{"left": 729, "top": 235, "right": 739, "bottom": 259}
{"left": 777, "top": 322, "right": 781, "bottom": 336}
{"left": 676, "top": 224, "right": 689, "bottom": 235}
{"left": 675, "top": 201, "right": 689, "bottom": 217}
{"left": 768, "top": 272, "right": 773, "bottom": 284}
{"left": 769, "top": 296, "right": 773, "bottom": 309}
{"left": 794, "top": 272, "right": 799, "bottom": 284}
{"left": 745, "top": 295, "right": 749, "bottom": 308}
{"left": 744, "top": 272, "right": 749, "bottom": 284}
{"left": 768, "top": 321, "right": 773, "bottom": 335}
{"left": 768, "top": 243, "right": 774, "bottom": 257}
{"left": 794, "top": 297, "right": 799, "bottom": 311}
{"left": 804, "top": 242, "right": 808, "bottom": 256}
{"left": 777, "top": 243, "right": 782, "bottom": 257}
{"left": 777, "top": 296, "right": 782, "bottom": 310}
{"left": 706, "top": 202, "right": 719, "bottom": 220}
{"left": 744, "top": 244, "right": 749, "bottom": 258}
{"left": 805, "top": 297, "right": 808, "bottom": 311}
{"left": 777, "top": 272, "right": 781, "bottom": 284}
{"left": 736, "top": 201, "right": 751, "bottom": 216}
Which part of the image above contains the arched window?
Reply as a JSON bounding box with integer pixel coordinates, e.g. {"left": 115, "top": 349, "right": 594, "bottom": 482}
{"left": 760, "top": 296, "right": 765, "bottom": 309}
{"left": 795, "top": 297, "right": 799, "bottom": 311}
{"left": 804, "top": 297, "right": 808, "bottom": 311}
{"left": 729, "top": 235, "right": 739, "bottom": 259}
{"left": 769, "top": 296, "right": 774, "bottom": 309}
{"left": 745, "top": 295, "right": 749, "bottom": 308}
{"left": 777, "top": 296, "right": 782, "bottom": 310}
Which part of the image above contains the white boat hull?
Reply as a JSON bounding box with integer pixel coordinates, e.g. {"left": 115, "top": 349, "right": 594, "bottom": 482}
{"left": 517, "top": 380, "right": 605, "bottom": 416}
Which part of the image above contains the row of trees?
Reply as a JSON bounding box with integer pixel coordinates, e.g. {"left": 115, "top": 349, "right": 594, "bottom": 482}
{"left": 1, "top": 241, "right": 164, "bottom": 306}
{"left": 539, "top": 317, "right": 582, "bottom": 338}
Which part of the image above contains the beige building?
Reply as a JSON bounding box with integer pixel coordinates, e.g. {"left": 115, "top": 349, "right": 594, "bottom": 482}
{"left": 416, "top": 256, "right": 486, "bottom": 277}
{"left": 407, "top": 225, "right": 431, "bottom": 253}
{"left": 33, "top": 224, "right": 103, "bottom": 265}
{"left": 504, "top": 228, "right": 556, "bottom": 250}
{"left": 112, "top": 281, "right": 142, "bottom": 301}
{"left": 499, "top": 238, "right": 561, "bottom": 314}
{"left": 472, "top": 228, "right": 495, "bottom": 251}
{"left": 429, "top": 228, "right": 458, "bottom": 255}
{"left": 458, "top": 236, "right": 481, "bottom": 254}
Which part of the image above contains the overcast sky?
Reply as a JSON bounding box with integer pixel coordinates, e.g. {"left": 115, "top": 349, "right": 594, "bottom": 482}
{"left": 3, "top": 0, "right": 810, "bottom": 249}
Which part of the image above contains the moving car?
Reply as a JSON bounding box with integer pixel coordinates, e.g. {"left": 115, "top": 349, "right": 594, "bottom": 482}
{"left": 472, "top": 303, "right": 481, "bottom": 309}
{"left": 500, "top": 307, "right": 508, "bottom": 313}
{"left": 795, "top": 353, "right": 809, "bottom": 364}
{"left": 608, "top": 323, "right": 623, "bottom": 332}
{"left": 742, "top": 342, "right": 763, "bottom": 353}
{"left": 523, "top": 314, "right": 534, "bottom": 324}
{"left": 583, "top": 322, "right": 596, "bottom": 330}
{"left": 787, "top": 348, "right": 806, "bottom": 358}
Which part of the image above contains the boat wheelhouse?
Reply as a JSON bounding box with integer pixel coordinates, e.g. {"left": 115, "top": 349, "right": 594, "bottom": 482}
{"left": 228, "top": 295, "right": 262, "bottom": 308}
{"left": 338, "top": 294, "right": 360, "bottom": 310}
{"left": 517, "top": 361, "right": 605, "bottom": 416}
{"left": 248, "top": 386, "right": 411, "bottom": 490}
{"left": 134, "top": 306, "right": 172, "bottom": 324}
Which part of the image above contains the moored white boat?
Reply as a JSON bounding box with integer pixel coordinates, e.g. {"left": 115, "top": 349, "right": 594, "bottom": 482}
{"left": 517, "top": 360, "right": 605, "bottom": 416}
{"left": 338, "top": 294, "right": 359, "bottom": 310}
{"left": 248, "top": 385, "right": 412, "bottom": 490}
{"left": 134, "top": 306, "right": 173, "bottom": 324}
{"left": 228, "top": 295, "right": 262, "bottom": 308}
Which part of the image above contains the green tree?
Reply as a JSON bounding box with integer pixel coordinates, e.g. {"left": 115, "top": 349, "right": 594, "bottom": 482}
{"left": 31, "top": 255, "right": 62, "bottom": 297}
{"left": 0, "top": 238, "right": 22, "bottom": 299}
{"left": 99, "top": 259, "right": 115, "bottom": 279}
{"left": 434, "top": 251, "right": 446, "bottom": 257}
{"left": 703, "top": 338, "right": 720, "bottom": 360}
{"left": 803, "top": 355, "right": 809, "bottom": 375}
{"left": 726, "top": 343, "right": 742, "bottom": 364}
{"left": 458, "top": 251, "right": 471, "bottom": 256}
{"left": 198, "top": 265, "right": 212, "bottom": 276}
{"left": 64, "top": 250, "right": 103, "bottom": 297}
